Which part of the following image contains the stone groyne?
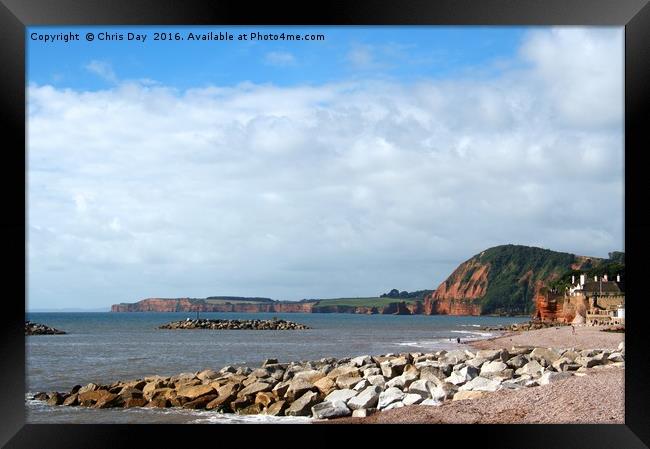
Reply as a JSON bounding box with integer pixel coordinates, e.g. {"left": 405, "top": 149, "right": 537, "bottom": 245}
{"left": 25, "top": 321, "right": 66, "bottom": 335}
{"left": 159, "top": 318, "right": 309, "bottom": 330}
{"left": 33, "top": 343, "right": 624, "bottom": 419}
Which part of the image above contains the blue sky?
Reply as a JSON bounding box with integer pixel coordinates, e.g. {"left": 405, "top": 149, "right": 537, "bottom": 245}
{"left": 28, "top": 26, "right": 528, "bottom": 89}
{"left": 26, "top": 27, "right": 623, "bottom": 310}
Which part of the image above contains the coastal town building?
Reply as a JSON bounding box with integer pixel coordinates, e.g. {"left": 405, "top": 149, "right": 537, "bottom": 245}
{"left": 534, "top": 274, "right": 625, "bottom": 325}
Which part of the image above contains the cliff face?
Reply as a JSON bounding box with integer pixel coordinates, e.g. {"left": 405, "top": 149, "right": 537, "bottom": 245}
{"left": 424, "top": 245, "right": 601, "bottom": 316}
{"left": 111, "top": 298, "right": 421, "bottom": 315}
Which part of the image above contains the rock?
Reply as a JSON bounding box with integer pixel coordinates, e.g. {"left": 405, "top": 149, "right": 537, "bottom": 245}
{"left": 445, "top": 371, "right": 469, "bottom": 386}
{"left": 271, "top": 380, "right": 291, "bottom": 398}
{"left": 46, "top": 393, "right": 64, "bottom": 406}
{"left": 539, "top": 371, "right": 573, "bottom": 385}
{"left": 325, "top": 389, "right": 357, "bottom": 403}
{"left": 311, "top": 400, "right": 351, "bottom": 419}
{"left": 176, "top": 384, "right": 216, "bottom": 401}
{"left": 420, "top": 398, "right": 441, "bottom": 406}
{"left": 453, "top": 390, "right": 486, "bottom": 401}
{"left": 262, "top": 358, "right": 279, "bottom": 366}
{"left": 351, "top": 355, "right": 373, "bottom": 367}
{"left": 238, "top": 403, "right": 264, "bottom": 415}
{"left": 170, "top": 372, "right": 196, "bottom": 383}
{"left": 347, "top": 385, "right": 382, "bottom": 410}
{"left": 363, "top": 367, "right": 382, "bottom": 378}
{"left": 618, "top": 341, "right": 625, "bottom": 352}
{"left": 441, "top": 349, "right": 468, "bottom": 364}
{"left": 220, "top": 365, "right": 237, "bottom": 374}
{"left": 250, "top": 368, "right": 271, "bottom": 379}
{"left": 403, "top": 393, "right": 424, "bottom": 405}
{"left": 386, "top": 375, "right": 407, "bottom": 389}
{"left": 383, "top": 401, "right": 405, "bottom": 411}
{"left": 475, "top": 349, "right": 502, "bottom": 361}
{"left": 430, "top": 382, "right": 458, "bottom": 401}
{"left": 285, "top": 391, "right": 318, "bottom": 416}
{"left": 551, "top": 357, "right": 572, "bottom": 372}
{"left": 377, "top": 387, "right": 406, "bottom": 409}
{"left": 293, "top": 370, "right": 325, "bottom": 384}
{"left": 608, "top": 352, "right": 624, "bottom": 363}
{"left": 465, "top": 357, "right": 488, "bottom": 370}
{"left": 353, "top": 379, "right": 370, "bottom": 391}
{"left": 575, "top": 356, "right": 601, "bottom": 368}
{"left": 313, "top": 377, "right": 337, "bottom": 395}
{"left": 124, "top": 397, "right": 148, "bottom": 408}
{"left": 78, "top": 383, "right": 100, "bottom": 395}
{"left": 255, "top": 391, "right": 275, "bottom": 407}
{"left": 62, "top": 393, "right": 79, "bottom": 406}
{"left": 515, "top": 360, "right": 544, "bottom": 377}
{"left": 530, "top": 348, "right": 561, "bottom": 365}
{"left": 366, "top": 375, "right": 386, "bottom": 387}
{"left": 231, "top": 396, "right": 253, "bottom": 412}
{"left": 419, "top": 362, "right": 452, "bottom": 382}
{"left": 286, "top": 378, "right": 316, "bottom": 400}
{"left": 142, "top": 381, "right": 165, "bottom": 398}
{"left": 206, "top": 394, "right": 234, "bottom": 412}
{"left": 78, "top": 390, "right": 114, "bottom": 407}
{"left": 509, "top": 346, "right": 534, "bottom": 356}
{"left": 238, "top": 381, "right": 272, "bottom": 397}
{"left": 336, "top": 374, "right": 362, "bottom": 390}
{"left": 183, "top": 394, "right": 218, "bottom": 409}
{"left": 93, "top": 393, "right": 122, "bottom": 409}
{"left": 145, "top": 397, "right": 169, "bottom": 408}
{"left": 408, "top": 379, "right": 435, "bottom": 398}
{"left": 562, "top": 351, "right": 580, "bottom": 362}
{"left": 264, "top": 400, "right": 288, "bottom": 416}
{"left": 458, "top": 376, "right": 501, "bottom": 392}
{"left": 580, "top": 349, "right": 600, "bottom": 357}
{"left": 118, "top": 387, "right": 144, "bottom": 399}
{"left": 196, "top": 369, "right": 219, "bottom": 382}
{"left": 506, "top": 354, "right": 529, "bottom": 369}
{"left": 327, "top": 366, "right": 359, "bottom": 379}
{"left": 33, "top": 392, "right": 48, "bottom": 401}
{"left": 352, "top": 408, "right": 371, "bottom": 417}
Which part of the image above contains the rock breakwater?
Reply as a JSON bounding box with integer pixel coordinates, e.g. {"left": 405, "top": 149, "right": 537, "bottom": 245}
{"left": 25, "top": 321, "right": 66, "bottom": 335}
{"left": 33, "top": 342, "right": 624, "bottom": 419}
{"left": 159, "top": 318, "right": 310, "bottom": 330}
{"left": 481, "top": 320, "right": 569, "bottom": 332}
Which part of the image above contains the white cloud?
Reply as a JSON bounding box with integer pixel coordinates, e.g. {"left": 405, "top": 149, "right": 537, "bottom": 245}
{"left": 27, "top": 27, "right": 623, "bottom": 308}
{"left": 264, "top": 51, "right": 296, "bottom": 66}
{"left": 85, "top": 60, "right": 118, "bottom": 83}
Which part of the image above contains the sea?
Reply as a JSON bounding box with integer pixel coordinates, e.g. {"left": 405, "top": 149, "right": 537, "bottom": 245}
{"left": 25, "top": 312, "right": 528, "bottom": 424}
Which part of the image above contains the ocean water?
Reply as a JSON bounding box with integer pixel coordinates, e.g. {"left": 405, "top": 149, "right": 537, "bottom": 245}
{"left": 25, "top": 312, "right": 528, "bottom": 423}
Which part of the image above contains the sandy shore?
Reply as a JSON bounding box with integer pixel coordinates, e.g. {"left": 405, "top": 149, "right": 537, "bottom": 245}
{"left": 469, "top": 324, "right": 624, "bottom": 351}
{"left": 321, "top": 325, "right": 625, "bottom": 424}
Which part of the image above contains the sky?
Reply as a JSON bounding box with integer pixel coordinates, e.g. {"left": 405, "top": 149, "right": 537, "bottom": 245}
{"left": 26, "top": 26, "right": 624, "bottom": 310}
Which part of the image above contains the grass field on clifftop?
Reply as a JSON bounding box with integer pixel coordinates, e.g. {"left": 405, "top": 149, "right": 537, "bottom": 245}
{"left": 310, "top": 297, "right": 420, "bottom": 309}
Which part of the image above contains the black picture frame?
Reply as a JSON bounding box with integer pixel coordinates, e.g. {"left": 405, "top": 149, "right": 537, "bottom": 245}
{"left": 2, "top": 0, "right": 648, "bottom": 447}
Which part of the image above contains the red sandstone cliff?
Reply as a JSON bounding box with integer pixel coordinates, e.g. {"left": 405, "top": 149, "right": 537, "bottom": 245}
{"left": 111, "top": 298, "right": 422, "bottom": 315}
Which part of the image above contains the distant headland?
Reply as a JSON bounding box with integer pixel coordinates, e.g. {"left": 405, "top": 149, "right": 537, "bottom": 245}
{"left": 111, "top": 245, "right": 625, "bottom": 321}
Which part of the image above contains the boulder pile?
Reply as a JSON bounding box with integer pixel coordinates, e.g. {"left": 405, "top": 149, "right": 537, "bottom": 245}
{"left": 25, "top": 321, "right": 66, "bottom": 335}
{"left": 159, "top": 318, "right": 309, "bottom": 330}
{"left": 482, "top": 320, "right": 568, "bottom": 332}
{"left": 33, "top": 342, "right": 624, "bottom": 419}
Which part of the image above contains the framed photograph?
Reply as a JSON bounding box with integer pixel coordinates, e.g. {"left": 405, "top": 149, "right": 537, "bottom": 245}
{"left": 2, "top": 0, "right": 648, "bottom": 447}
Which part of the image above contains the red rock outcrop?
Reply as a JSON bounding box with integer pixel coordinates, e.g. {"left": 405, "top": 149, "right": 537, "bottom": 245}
{"left": 111, "top": 299, "right": 421, "bottom": 315}
{"left": 111, "top": 298, "right": 314, "bottom": 313}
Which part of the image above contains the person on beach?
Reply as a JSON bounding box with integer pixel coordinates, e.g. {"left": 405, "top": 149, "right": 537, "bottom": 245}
{"left": 456, "top": 337, "right": 461, "bottom": 344}
{"left": 572, "top": 325, "right": 576, "bottom": 335}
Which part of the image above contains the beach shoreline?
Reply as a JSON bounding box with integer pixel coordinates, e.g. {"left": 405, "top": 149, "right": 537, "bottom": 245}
{"left": 324, "top": 324, "right": 624, "bottom": 424}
